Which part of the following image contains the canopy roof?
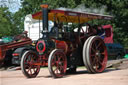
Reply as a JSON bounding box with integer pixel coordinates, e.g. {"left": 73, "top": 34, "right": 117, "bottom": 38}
{"left": 32, "top": 9, "right": 113, "bottom": 23}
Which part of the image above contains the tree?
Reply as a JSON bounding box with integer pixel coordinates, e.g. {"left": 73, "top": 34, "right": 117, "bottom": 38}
{"left": 0, "top": 7, "right": 13, "bottom": 38}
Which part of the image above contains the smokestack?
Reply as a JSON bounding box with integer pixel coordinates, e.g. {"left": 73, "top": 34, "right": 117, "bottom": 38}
{"left": 41, "top": 4, "right": 49, "bottom": 32}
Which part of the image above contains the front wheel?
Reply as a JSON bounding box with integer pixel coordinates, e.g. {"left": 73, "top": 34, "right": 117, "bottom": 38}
{"left": 48, "top": 49, "right": 67, "bottom": 78}
{"left": 21, "top": 50, "right": 40, "bottom": 78}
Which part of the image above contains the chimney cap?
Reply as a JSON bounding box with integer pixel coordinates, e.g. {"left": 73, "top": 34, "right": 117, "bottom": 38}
{"left": 40, "top": 4, "right": 48, "bottom": 8}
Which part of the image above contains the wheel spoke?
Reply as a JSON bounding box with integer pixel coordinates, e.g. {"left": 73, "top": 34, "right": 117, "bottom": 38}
{"left": 90, "top": 54, "right": 95, "bottom": 57}
{"left": 95, "top": 61, "right": 99, "bottom": 71}
{"left": 24, "top": 64, "right": 29, "bottom": 69}
{"left": 98, "top": 59, "right": 103, "bottom": 66}
{"left": 101, "top": 51, "right": 105, "bottom": 55}
{"left": 53, "top": 57, "right": 60, "bottom": 74}
{"left": 33, "top": 68, "right": 36, "bottom": 73}
{"left": 93, "top": 42, "right": 97, "bottom": 50}
{"left": 21, "top": 51, "right": 40, "bottom": 78}
{"left": 91, "top": 47, "right": 96, "bottom": 53}
{"left": 96, "top": 42, "right": 102, "bottom": 49}
{"left": 48, "top": 49, "right": 67, "bottom": 78}
{"left": 58, "top": 55, "right": 61, "bottom": 62}
{"left": 83, "top": 36, "right": 108, "bottom": 73}
{"left": 28, "top": 67, "right": 32, "bottom": 74}
{"left": 59, "top": 65, "right": 64, "bottom": 73}
{"left": 54, "top": 67, "right": 58, "bottom": 74}
{"left": 92, "top": 58, "right": 96, "bottom": 66}
{"left": 30, "top": 55, "right": 34, "bottom": 63}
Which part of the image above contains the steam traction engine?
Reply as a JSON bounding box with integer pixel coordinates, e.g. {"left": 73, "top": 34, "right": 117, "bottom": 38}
{"left": 21, "top": 5, "right": 112, "bottom": 78}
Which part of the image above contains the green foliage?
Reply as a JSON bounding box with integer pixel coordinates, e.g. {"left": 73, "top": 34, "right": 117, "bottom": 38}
{"left": 0, "top": 8, "right": 13, "bottom": 38}
{"left": 0, "top": 7, "right": 21, "bottom": 38}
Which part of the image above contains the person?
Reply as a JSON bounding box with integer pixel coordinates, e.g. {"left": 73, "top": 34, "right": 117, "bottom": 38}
{"left": 87, "top": 24, "right": 97, "bottom": 36}
{"left": 97, "top": 26, "right": 105, "bottom": 39}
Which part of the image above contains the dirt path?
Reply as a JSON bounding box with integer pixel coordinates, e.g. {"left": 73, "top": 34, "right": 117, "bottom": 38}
{"left": 0, "top": 67, "right": 128, "bottom": 85}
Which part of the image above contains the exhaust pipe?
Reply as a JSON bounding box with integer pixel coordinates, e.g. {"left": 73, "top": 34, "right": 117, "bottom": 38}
{"left": 40, "top": 4, "right": 49, "bottom": 38}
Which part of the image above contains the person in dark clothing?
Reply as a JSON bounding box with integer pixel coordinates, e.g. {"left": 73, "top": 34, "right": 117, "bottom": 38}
{"left": 96, "top": 26, "right": 105, "bottom": 39}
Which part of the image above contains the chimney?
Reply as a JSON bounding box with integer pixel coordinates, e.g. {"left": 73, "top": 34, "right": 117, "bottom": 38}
{"left": 41, "top": 4, "right": 49, "bottom": 33}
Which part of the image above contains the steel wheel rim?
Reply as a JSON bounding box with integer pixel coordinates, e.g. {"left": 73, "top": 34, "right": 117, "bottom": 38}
{"left": 89, "top": 37, "right": 107, "bottom": 72}
{"left": 48, "top": 49, "right": 67, "bottom": 78}
{"left": 83, "top": 36, "right": 93, "bottom": 73}
{"left": 21, "top": 51, "right": 40, "bottom": 78}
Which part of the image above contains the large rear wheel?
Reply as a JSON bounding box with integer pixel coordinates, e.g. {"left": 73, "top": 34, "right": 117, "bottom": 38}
{"left": 83, "top": 36, "right": 108, "bottom": 73}
{"left": 82, "top": 36, "right": 93, "bottom": 73}
{"left": 21, "top": 50, "right": 40, "bottom": 78}
{"left": 48, "top": 49, "right": 67, "bottom": 78}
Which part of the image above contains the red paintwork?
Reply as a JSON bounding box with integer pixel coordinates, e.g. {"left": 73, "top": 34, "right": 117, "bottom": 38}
{"left": 29, "top": 54, "right": 48, "bottom": 66}
{"left": 42, "top": 40, "right": 68, "bottom": 66}
{"left": 12, "top": 53, "right": 19, "bottom": 56}
{"left": 32, "top": 11, "right": 42, "bottom": 19}
{"left": 102, "top": 24, "right": 113, "bottom": 43}
{"left": 51, "top": 9, "right": 112, "bottom": 20}
{"left": 32, "top": 9, "right": 113, "bottom": 21}
{"left": 36, "top": 40, "right": 46, "bottom": 53}
{"left": 0, "top": 37, "right": 32, "bottom": 62}
{"left": 54, "top": 40, "right": 68, "bottom": 53}
{"left": 40, "top": 54, "right": 48, "bottom": 66}
{"left": 35, "top": 39, "right": 76, "bottom": 66}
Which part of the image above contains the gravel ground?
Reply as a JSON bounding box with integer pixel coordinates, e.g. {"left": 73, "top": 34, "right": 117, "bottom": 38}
{"left": 0, "top": 68, "right": 128, "bottom": 85}
{"left": 0, "top": 59, "right": 128, "bottom": 85}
